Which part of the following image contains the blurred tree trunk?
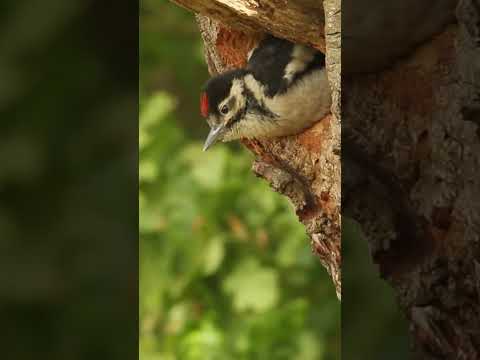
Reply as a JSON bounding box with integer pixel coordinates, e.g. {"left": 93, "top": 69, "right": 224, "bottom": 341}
{"left": 169, "top": 0, "right": 341, "bottom": 299}
{"left": 343, "top": 0, "right": 480, "bottom": 357}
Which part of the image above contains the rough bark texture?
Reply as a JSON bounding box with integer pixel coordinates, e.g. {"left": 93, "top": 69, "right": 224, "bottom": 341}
{"left": 171, "top": 0, "right": 326, "bottom": 51}
{"left": 343, "top": 0, "right": 480, "bottom": 357}
{"left": 190, "top": 1, "right": 341, "bottom": 299}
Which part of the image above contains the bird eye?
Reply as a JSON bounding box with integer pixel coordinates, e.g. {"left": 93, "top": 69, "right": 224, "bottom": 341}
{"left": 220, "top": 105, "right": 229, "bottom": 115}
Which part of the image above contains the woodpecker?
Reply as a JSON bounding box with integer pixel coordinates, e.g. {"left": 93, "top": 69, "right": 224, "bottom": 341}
{"left": 200, "top": 35, "right": 331, "bottom": 151}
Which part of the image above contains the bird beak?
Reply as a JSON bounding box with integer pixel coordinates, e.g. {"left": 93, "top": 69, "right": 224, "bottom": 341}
{"left": 203, "top": 124, "right": 225, "bottom": 151}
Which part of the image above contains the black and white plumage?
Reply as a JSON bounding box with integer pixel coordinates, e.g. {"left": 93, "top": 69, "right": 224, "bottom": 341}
{"left": 200, "top": 35, "right": 331, "bottom": 151}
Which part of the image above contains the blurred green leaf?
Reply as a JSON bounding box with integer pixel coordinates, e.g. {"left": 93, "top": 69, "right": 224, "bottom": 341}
{"left": 140, "top": 91, "right": 175, "bottom": 129}
{"left": 180, "top": 144, "right": 227, "bottom": 189}
{"left": 202, "top": 235, "right": 225, "bottom": 275}
{"left": 297, "top": 331, "right": 323, "bottom": 360}
{"left": 223, "top": 259, "right": 279, "bottom": 313}
{"left": 180, "top": 322, "right": 225, "bottom": 360}
{"left": 165, "top": 302, "right": 190, "bottom": 335}
{"left": 139, "top": 159, "right": 158, "bottom": 182}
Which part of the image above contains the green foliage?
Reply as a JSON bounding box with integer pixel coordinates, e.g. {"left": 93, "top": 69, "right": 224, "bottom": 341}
{"left": 139, "top": 91, "right": 339, "bottom": 359}
{"left": 140, "top": 1, "right": 339, "bottom": 358}
{"left": 223, "top": 258, "right": 279, "bottom": 312}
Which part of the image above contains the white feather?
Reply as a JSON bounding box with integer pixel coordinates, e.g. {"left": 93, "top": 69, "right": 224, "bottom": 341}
{"left": 283, "top": 45, "right": 316, "bottom": 84}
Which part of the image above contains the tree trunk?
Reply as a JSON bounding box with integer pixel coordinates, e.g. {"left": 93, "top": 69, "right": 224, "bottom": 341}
{"left": 343, "top": 0, "right": 480, "bottom": 357}
{"left": 170, "top": 0, "right": 341, "bottom": 299}
{"left": 168, "top": 0, "right": 480, "bottom": 356}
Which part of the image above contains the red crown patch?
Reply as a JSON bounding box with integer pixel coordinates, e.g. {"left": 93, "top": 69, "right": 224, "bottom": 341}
{"left": 200, "top": 92, "right": 209, "bottom": 117}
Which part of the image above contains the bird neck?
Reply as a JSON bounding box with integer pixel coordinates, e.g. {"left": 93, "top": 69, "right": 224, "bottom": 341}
{"left": 243, "top": 74, "right": 277, "bottom": 120}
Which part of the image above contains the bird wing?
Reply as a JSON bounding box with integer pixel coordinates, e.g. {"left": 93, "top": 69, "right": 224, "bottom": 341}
{"left": 246, "top": 36, "right": 325, "bottom": 97}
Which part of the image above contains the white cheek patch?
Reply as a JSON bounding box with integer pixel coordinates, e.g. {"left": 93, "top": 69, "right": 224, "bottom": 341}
{"left": 244, "top": 74, "right": 267, "bottom": 102}
{"left": 283, "top": 45, "right": 315, "bottom": 83}
{"left": 229, "top": 79, "right": 245, "bottom": 102}
{"left": 219, "top": 79, "right": 247, "bottom": 125}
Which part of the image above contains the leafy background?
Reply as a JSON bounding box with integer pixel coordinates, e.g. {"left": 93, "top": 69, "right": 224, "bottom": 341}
{"left": 139, "top": 1, "right": 340, "bottom": 359}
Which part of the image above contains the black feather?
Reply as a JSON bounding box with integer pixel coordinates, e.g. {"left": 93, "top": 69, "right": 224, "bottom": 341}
{"left": 288, "top": 51, "right": 325, "bottom": 87}
{"left": 246, "top": 36, "right": 293, "bottom": 97}
{"left": 246, "top": 35, "right": 325, "bottom": 97}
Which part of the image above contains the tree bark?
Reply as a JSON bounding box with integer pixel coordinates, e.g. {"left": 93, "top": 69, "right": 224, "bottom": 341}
{"left": 168, "top": 0, "right": 480, "bottom": 355}
{"left": 343, "top": 0, "right": 480, "bottom": 357}
{"left": 171, "top": 0, "right": 342, "bottom": 299}
{"left": 171, "top": 0, "right": 326, "bottom": 50}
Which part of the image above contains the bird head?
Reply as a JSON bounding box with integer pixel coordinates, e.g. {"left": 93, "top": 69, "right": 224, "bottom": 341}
{"left": 200, "top": 69, "right": 250, "bottom": 151}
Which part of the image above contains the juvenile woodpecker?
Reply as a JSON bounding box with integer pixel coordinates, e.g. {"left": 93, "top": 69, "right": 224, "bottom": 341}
{"left": 200, "top": 35, "right": 331, "bottom": 151}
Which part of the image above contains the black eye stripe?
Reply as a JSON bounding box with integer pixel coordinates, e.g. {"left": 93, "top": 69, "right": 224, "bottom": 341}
{"left": 224, "top": 86, "right": 277, "bottom": 130}
{"left": 244, "top": 88, "right": 277, "bottom": 119}
{"left": 226, "top": 110, "right": 244, "bottom": 129}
